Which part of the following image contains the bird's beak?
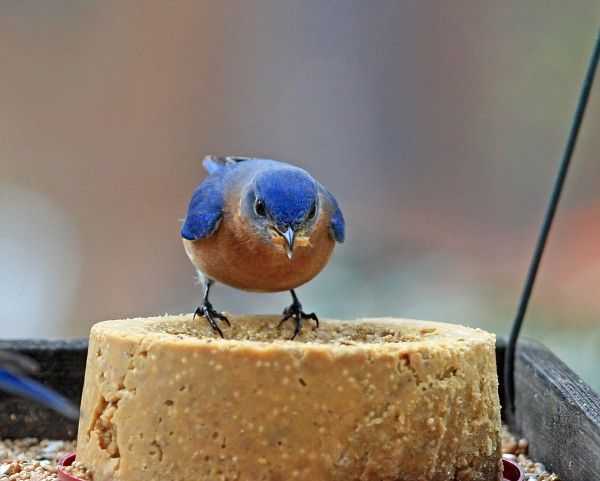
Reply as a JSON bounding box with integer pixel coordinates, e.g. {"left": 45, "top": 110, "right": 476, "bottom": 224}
{"left": 282, "top": 226, "right": 296, "bottom": 259}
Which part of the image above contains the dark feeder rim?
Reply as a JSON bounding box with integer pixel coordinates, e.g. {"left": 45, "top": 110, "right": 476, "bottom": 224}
{"left": 58, "top": 452, "right": 525, "bottom": 481}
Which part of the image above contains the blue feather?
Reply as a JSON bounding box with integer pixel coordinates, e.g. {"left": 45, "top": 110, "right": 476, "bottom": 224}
{"left": 0, "top": 368, "right": 80, "bottom": 421}
{"left": 202, "top": 156, "right": 225, "bottom": 175}
{"left": 181, "top": 173, "right": 225, "bottom": 240}
{"left": 183, "top": 157, "right": 345, "bottom": 243}
{"left": 320, "top": 186, "right": 345, "bottom": 242}
{"left": 255, "top": 168, "right": 318, "bottom": 227}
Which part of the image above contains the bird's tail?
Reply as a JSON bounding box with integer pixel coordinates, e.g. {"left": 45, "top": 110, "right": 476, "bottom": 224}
{"left": 202, "top": 155, "right": 250, "bottom": 174}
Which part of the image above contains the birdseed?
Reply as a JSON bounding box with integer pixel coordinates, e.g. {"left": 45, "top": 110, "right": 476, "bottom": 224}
{"left": 1, "top": 426, "right": 561, "bottom": 481}
{"left": 0, "top": 438, "right": 88, "bottom": 481}
{"left": 502, "top": 426, "right": 561, "bottom": 480}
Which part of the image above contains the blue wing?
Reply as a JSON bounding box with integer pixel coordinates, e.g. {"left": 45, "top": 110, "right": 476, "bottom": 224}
{"left": 181, "top": 173, "right": 225, "bottom": 240}
{"left": 0, "top": 368, "right": 80, "bottom": 420}
{"left": 321, "top": 187, "right": 345, "bottom": 243}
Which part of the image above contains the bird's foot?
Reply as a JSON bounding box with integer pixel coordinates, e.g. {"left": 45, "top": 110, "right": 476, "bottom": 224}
{"left": 194, "top": 301, "right": 230, "bottom": 338}
{"left": 278, "top": 301, "right": 319, "bottom": 340}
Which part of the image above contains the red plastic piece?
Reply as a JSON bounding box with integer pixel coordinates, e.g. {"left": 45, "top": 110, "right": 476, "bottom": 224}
{"left": 503, "top": 457, "right": 525, "bottom": 481}
{"left": 57, "top": 453, "right": 86, "bottom": 481}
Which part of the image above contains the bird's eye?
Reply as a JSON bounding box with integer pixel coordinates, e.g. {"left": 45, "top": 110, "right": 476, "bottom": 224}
{"left": 307, "top": 202, "right": 317, "bottom": 220}
{"left": 254, "top": 199, "right": 267, "bottom": 217}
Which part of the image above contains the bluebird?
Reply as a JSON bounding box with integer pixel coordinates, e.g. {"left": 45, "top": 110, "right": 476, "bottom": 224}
{"left": 0, "top": 350, "right": 79, "bottom": 421}
{"left": 181, "top": 156, "right": 345, "bottom": 339}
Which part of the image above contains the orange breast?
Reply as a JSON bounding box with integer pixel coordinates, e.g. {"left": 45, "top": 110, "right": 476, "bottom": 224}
{"left": 183, "top": 212, "right": 336, "bottom": 292}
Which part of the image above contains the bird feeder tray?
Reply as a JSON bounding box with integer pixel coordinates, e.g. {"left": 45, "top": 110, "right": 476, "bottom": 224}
{"left": 0, "top": 321, "right": 598, "bottom": 480}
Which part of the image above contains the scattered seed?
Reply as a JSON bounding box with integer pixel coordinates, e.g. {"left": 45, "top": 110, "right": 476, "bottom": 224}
{"left": 0, "top": 425, "right": 560, "bottom": 480}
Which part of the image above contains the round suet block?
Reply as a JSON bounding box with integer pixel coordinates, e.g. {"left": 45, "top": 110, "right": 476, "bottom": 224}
{"left": 76, "top": 315, "right": 502, "bottom": 481}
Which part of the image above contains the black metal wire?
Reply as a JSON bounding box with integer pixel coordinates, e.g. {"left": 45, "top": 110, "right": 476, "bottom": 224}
{"left": 504, "top": 29, "right": 600, "bottom": 419}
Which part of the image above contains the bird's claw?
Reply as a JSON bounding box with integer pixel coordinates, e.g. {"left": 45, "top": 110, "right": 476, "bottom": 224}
{"left": 194, "top": 301, "right": 230, "bottom": 338}
{"left": 278, "top": 303, "right": 319, "bottom": 340}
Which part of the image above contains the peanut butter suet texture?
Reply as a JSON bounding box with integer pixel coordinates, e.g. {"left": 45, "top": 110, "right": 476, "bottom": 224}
{"left": 77, "top": 315, "right": 502, "bottom": 481}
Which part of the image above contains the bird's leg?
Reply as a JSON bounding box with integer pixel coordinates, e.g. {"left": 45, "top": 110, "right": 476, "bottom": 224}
{"left": 278, "top": 289, "right": 319, "bottom": 340}
{"left": 193, "top": 279, "right": 230, "bottom": 338}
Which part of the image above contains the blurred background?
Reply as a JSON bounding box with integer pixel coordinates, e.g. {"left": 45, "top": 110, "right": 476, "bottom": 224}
{"left": 1, "top": 2, "right": 598, "bottom": 392}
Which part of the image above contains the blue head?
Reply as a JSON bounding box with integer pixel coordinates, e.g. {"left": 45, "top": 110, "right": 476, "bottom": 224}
{"left": 241, "top": 168, "right": 320, "bottom": 258}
